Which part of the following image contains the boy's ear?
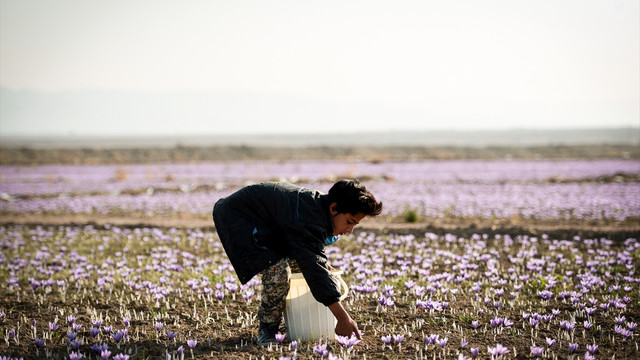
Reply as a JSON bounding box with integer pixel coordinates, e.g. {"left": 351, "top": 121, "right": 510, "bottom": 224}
{"left": 329, "top": 202, "right": 339, "bottom": 216}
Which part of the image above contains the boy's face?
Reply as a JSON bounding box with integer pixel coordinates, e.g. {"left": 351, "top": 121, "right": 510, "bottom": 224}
{"left": 330, "top": 202, "right": 365, "bottom": 236}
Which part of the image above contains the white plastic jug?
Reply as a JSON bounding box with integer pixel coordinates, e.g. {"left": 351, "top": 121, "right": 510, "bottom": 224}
{"left": 284, "top": 270, "right": 349, "bottom": 342}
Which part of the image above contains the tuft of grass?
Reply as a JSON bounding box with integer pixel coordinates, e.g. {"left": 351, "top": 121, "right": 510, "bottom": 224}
{"left": 401, "top": 207, "right": 421, "bottom": 223}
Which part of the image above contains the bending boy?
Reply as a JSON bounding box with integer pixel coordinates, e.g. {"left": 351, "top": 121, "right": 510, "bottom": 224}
{"left": 212, "top": 179, "right": 383, "bottom": 345}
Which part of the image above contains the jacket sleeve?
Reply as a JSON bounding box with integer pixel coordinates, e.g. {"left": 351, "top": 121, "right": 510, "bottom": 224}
{"left": 283, "top": 223, "right": 342, "bottom": 306}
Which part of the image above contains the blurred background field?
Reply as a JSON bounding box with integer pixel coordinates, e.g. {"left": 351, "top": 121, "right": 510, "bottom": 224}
{"left": 1, "top": 129, "right": 638, "bottom": 241}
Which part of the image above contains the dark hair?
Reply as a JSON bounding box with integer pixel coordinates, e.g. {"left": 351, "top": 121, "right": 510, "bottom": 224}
{"left": 328, "top": 179, "right": 383, "bottom": 216}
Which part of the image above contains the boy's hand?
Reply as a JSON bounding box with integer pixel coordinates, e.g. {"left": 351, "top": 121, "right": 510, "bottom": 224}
{"left": 328, "top": 302, "right": 362, "bottom": 340}
{"left": 335, "top": 317, "right": 362, "bottom": 340}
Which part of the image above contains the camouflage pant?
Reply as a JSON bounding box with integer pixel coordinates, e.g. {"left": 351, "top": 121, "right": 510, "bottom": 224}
{"left": 258, "top": 258, "right": 291, "bottom": 324}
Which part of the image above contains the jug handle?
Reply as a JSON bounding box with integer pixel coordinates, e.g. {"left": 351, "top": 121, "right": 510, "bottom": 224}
{"left": 337, "top": 275, "right": 349, "bottom": 301}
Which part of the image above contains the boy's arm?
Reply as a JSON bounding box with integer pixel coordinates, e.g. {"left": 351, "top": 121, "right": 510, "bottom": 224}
{"left": 328, "top": 302, "right": 362, "bottom": 339}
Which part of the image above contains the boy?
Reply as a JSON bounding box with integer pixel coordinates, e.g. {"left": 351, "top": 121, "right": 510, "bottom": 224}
{"left": 212, "top": 179, "right": 383, "bottom": 345}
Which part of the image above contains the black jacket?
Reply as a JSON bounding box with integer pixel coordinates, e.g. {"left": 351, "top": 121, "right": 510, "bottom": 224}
{"left": 212, "top": 182, "right": 341, "bottom": 306}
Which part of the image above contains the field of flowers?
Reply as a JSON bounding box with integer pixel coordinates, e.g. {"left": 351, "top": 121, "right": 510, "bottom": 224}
{"left": 1, "top": 159, "right": 639, "bottom": 222}
{"left": 0, "top": 158, "right": 639, "bottom": 359}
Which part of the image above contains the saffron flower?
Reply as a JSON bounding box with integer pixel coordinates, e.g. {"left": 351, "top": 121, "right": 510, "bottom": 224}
{"left": 35, "top": 338, "right": 45, "bottom": 348}
{"left": 69, "top": 352, "right": 84, "bottom": 360}
{"left": 166, "top": 330, "right": 178, "bottom": 340}
{"left": 275, "top": 333, "right": 286, "bottom": 343}
{"left": 187, "top": 339, "right": 197, "bottom": 348}
{"left": 584, "top": 320, "right": 593, "bottom": 329}
{"left": 488, "top": 343, "right": 510, "bottom": 356}
{"left": 470, "top": 347, "right": 479, "bottom": 358}
{"left": 49, "top": 322, "right": 59, "bottom": 331}
{"left": 380, "top": 334, "right": 392, "bottom": 345}
{"left": 545, "top": 337, "right": 556, "bottom": 347}
{"left": 113, "top": 354, "right": 129, "bottom": 360}
{"left": 393, "top": 334, "right": 404, "bottom": 343}
{"left": 568, "top": 343, "right": 579, "bottom": 355}
{"left": 337, "top": 333, "right": 361, "bottom": 348}
{"left": 100, "top": 349, "right": 111, "bottom": 360}
{"left": 586, "top": 344, "right": 598, "bottom": 354}
{"left": 538, "top": 290, "right": 553, "bottom": 301}
{"left": 112, "top": 331, "right": 125, "bottom": 343}
{"left": 314, "top": 343, "right": 329, "bottom": 357}
{"left": 436, "top": 337, "right": 448, "bottom": 348}
{"left": 530, "top": 346, "right": 544, "bottom": 357}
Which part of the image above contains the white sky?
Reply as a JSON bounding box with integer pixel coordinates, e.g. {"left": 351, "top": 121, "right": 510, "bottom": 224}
{"left": 1, "top": 0, "right": 638, "bottom": 136}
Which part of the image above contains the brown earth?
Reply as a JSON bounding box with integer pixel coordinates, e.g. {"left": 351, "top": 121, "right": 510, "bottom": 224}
{"left": 2, "top": 213, "right": 638, "bottom": 241}
{"left": 1, "top": 144, "right": 638, "bottom": 165}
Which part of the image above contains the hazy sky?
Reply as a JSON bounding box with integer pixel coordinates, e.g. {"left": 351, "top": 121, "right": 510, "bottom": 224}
{"left": 1, "top": 0, "right": 638, "bottom": 136}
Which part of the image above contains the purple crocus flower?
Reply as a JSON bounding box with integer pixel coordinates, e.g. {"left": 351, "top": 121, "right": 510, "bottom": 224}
{"left": 530, "top": 346, "right": 544, "bottom": 357}
{"left": 381, "top": 335, "right": 392, "bottom": 345}
{"left": 113, "top": 354, "right": 129, "bottom": 360}
{"left": 471, "top": 320, "right": 480, "bottom": 329}
{"left": 49, "top": 322, "right": 59, "bottom": 331}
{"left": 586, "top": 344, "right": 598, "bottom": 354}
{"left": 187, "top": 339, "right": 197, "bottom": 349}
{"left": 488, "top": 343, "right": 510, "bottom": 356}
{"left": 470, "top": 347, "right": 479, "bottom": 358}
{"left": 66, "top": 332, "right": 77, "bottom": 341}
{"left": 92, "top": 320, "right": 103, "bottom": 328}
{"left": 393, "top": 334, "right": 404, "bottom": 343}
{"left": 67, "top": 315, "right": 77, "bottom": 324}
{"left": 314, "top": 343, "right": 329, "bottom": 357}
{"left": 35, "top": 338, "right": 45, "bottom": 348}
{"left": 166, "top": 330, "right": 178, "bottom": 340}
{"left": 112, "top": 331, "right": 125, "bottom": 343}
{"left": 568, "top": 343, "right": 578, "bottom": 355}
{"left": 101, "top": 349, "right": 111, "bottom": 360}
{"left": 290, "top": 340, "right": 298, "bottom": 351}
{"left": 91, "top": 343, "right": 109, "bottom": 354}
{"left": 436, "top": 337, "right": 448, "bottom": 348}
{"left": 584, "top": 320, "right": 593, "bottom": 329}
{"left": 275, "top": 333, "right": 286, "bottom": 343}
{"left": 425, "top": 334, "right": 439, "bottom": 345}
{"left": 538, "top": 290, "right": 553, "bottom": 301}
{"left": 560, "top": 320, "right": 576, "bottom": 332}
{"left": 545, "top": 337, "right": 556, "bottom": 347}
{"left": 91, "top": 328, "right": 101, "bottom": 337}
{"left": 337, "top": 333, "right": 361, "bottom": 348}
{"left": 490, "top": 317, "right": 503, "bottom": 328}
{"left": 69, "top": 352, "right": 84, "bottom": 360}
{"left": 176, "top": 345, "right": 184, "bottom": 354}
